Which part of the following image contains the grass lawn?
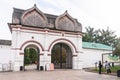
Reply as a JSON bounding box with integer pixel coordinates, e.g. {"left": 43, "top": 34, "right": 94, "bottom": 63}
{"left": 93, "top": 65, "right": 120, "bottom": 73}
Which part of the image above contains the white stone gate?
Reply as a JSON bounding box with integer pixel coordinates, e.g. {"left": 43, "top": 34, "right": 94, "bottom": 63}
{"left": 9, "top": 5, "right": 83, "bottom": 71}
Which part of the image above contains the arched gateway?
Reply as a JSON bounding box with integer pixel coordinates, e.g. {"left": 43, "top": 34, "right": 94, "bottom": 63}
{"left": 9, "top": 5, "right": 83, "bottom": 71}
{"left": 20, "top": 40, "right": 43, "bottom": 70}
{"left": 51, "top": 43, "right": 72, "bottom": 69}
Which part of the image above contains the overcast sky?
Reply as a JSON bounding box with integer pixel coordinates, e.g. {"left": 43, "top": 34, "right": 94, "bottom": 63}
{"left": 1, "top": 0, "right": 120, "bottom": 40}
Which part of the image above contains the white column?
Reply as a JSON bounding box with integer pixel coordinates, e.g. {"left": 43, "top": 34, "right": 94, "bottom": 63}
{"left": 13, "top": 50, "right": 21, "bottom": 71}
{"left": 40, "top": 30, "right": 51, "bottom": 70}
{"left": 12, "top": 26, "right": 22, "bottom": 71}
{"left": 72, "top": 54, "right": 78, "bottom": 69}
{"left": 77, "top": 52, "right": 84, "bottom": 69}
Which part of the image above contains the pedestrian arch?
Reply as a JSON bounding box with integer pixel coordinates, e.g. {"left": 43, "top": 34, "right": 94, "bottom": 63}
{"left": 19, "top": 40, "right": 44, "bottom": 71}
{"left": 20, "top": 40, "right": 44, "bottom": 53}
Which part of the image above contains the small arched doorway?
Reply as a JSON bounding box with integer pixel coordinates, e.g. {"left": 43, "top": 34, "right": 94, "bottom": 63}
{"left": 24, "top": 45, "right": 39, "bottom": 71}
{"left": 51, "top": 43, "right": 72, "bottom": 69}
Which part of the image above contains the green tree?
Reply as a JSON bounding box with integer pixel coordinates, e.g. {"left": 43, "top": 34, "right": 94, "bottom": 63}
{"left": 114, "top": 37, "right": 120, "bottom": 47}
{"left": 83, "top": 26, "right": 117, "bottom": 46}
{"left": 113, "top": 38, "right": 120, "bottom": 57}
{"left": 83, "top": 26, "right": 96, "bottom": 42}
{"left": 29, "top": 48, "right": 38, "bottom": 64}
{"left": 98, "top": 27, "right": 116, "bottom": 46}
{"left": 24, "top": 48, "right": 30, "bottom": 65}
{"left": 24, "top": 48, "right": 38, "bottom": 65}
{"left": 113, "top": 43, "right": 120, "bottom": 57}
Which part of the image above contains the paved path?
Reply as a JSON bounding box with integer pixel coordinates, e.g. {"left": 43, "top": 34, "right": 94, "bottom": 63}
{"left": 0, "top": 70, "right": 120, "bottom": 80}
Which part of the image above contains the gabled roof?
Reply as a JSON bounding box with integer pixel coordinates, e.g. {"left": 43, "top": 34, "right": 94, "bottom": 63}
{"left": 82, "top": 42, "right": 112, "bottom": 50}
{"left": 10, "top": 6, "right": 82, "bottom": 32}
{"left": 12, "top": 8, "right": 57, "bottom": 23}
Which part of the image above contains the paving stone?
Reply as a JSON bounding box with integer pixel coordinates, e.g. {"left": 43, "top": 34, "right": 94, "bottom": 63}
{"left": 0, "top": 70, "right": 120, "bottom": 80}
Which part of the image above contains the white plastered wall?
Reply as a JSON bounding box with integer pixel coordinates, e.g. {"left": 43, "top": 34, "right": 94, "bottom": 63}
{"left": 82, "top": 48, "right": 112, "bottom": 68}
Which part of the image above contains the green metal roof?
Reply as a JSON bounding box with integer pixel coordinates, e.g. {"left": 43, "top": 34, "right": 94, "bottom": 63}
{"left": 82, "top": 42, "right": 113, "bottom": 50}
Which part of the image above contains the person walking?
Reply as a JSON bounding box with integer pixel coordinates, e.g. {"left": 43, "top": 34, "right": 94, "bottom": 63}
{"left": 98, "top": 61, "right": 102, "bottom": 74}
{"left": 105, "top": 61, "right": 111, "bottom": 74}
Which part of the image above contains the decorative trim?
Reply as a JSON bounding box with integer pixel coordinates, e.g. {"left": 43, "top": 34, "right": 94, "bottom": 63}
{"left": 11, "top": 48, "right": 20, "bottom": 50}
{"left": 20, "top": 40, "right": 44, "bottom": 51}
{"left": 39, "top": 54, "right": 44, "bottom": 56}
{"left": 20, "top": 53, "right": 24, "bottom": 55}
{"left": 11, "top": 25, "right": 82, "bottom": 36}
{"left": 21, "top": 5, "right": 48, "bottom": 27}
{"left": 55, "top": 11, "right": 76, "bottom": 29}
{"left": 48, "top": 38, "right": 77, "bottom": 53}
{"left": 72, "top": 55, "right": 77, "bottom": 57}
{"left": 47, "top": 54, "right": 51, "bottom": 56}
{"left": 12, "top": 29, "right": 81, "bottom": 39}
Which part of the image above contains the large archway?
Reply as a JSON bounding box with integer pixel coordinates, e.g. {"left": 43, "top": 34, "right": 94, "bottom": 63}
{"left": 51, "top": 43, "right": 72, "bottom": 69}
{"left": 24, "top": 44, "right": 40, "bottom": 71}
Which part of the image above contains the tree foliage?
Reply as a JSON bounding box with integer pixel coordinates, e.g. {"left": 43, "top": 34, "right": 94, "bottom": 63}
{"left": 82, "top": 26, "right": 120, "bottom": 56}
{"left": 24, "top": 48, "right": 38, "bottom": 65}
{"left": 24, "top": 49, "right": 30, "bottom": 65}
{"left": 83, "top": 26, "right": 117, "bottom": 46}
{"left": 98, "top": 27, "right": 116, "bottom": 46}
{"left": 83, "top": 26, "right": 96, "bottom": 42}
{"left": 113, "top": 38, "right": 120, "bottom": 57}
